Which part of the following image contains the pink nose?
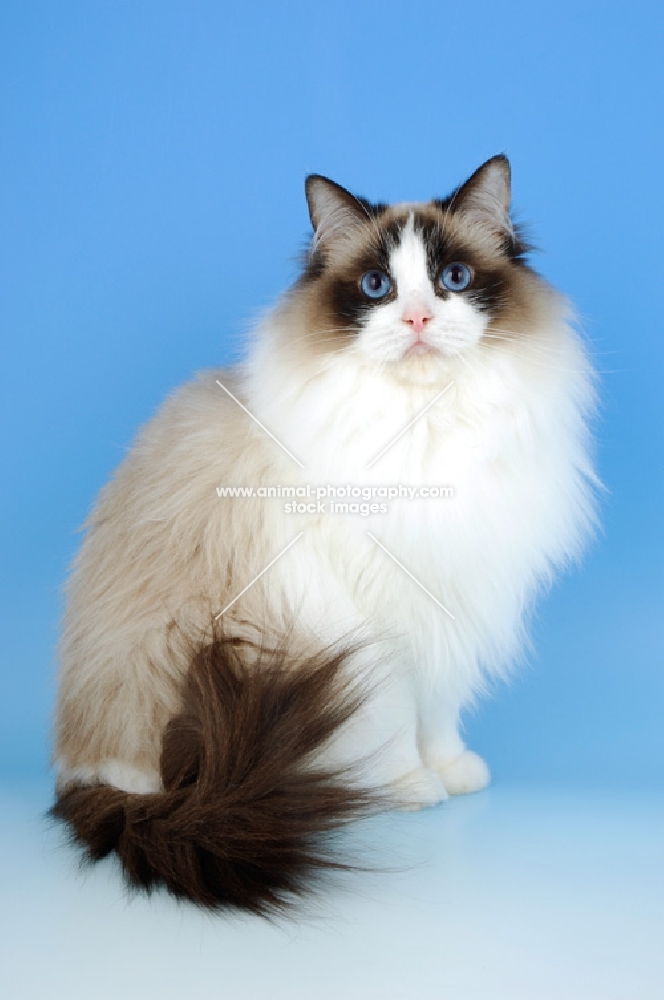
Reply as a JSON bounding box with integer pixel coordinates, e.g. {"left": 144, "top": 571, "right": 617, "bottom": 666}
{"left": 401, "top": 305, "right": 433, "bottom": 335}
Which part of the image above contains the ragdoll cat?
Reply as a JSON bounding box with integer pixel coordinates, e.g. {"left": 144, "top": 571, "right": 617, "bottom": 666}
{"left": 52, "top": 155, "right": 598, "bottom": 913}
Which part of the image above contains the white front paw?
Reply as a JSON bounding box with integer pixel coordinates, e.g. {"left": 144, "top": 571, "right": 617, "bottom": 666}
{"left": 436, "top": 750, "right": 490, "bottom": 795}
{"left": 392, "top": 766, "right": 449, "bottom": 811}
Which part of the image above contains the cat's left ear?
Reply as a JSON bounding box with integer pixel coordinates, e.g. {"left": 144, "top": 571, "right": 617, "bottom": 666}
{"left": 305, "top": 175, "right": 368, "bottom": 251}
{"left": 452, "top": 155, "right": 513, "bottom": 240}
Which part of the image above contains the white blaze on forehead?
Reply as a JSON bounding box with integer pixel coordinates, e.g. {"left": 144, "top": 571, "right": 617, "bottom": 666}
{"left": 389, "top": 214, "right": 435, "bottom": 307}
{"left": 352, "top": 210, "right": 488, "bottom": 364}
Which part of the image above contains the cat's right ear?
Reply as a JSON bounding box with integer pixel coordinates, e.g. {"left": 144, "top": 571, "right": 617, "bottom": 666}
{"left": 450, "top": 155, "right": 513, "bottom": 242}
{"left": 305, "top": 176, "right": 368, "bottom": 251}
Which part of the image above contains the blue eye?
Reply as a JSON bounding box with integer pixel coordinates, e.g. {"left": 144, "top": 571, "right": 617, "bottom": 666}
{"left": 440, "top": 263, "right": 472, "bottom": 292}
{"left": 361, "top": 270, "right": 392, "bottom": 299}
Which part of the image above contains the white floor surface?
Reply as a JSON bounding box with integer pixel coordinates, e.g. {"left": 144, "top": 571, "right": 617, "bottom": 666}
{"left": 1, "top": 781, "right": 662, "bottom": 999}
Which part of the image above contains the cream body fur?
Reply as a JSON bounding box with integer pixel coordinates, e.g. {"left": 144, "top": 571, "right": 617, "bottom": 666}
{"left": 53, "top": 157, "right": 598, "bottom": 907}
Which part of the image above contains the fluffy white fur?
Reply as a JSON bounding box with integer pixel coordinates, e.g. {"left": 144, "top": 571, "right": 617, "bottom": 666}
{"left": 55, "top": 197, "right": 598, "bottom": 810}
{"left": 240, "top": 240, "right": 597, "bottom": 800}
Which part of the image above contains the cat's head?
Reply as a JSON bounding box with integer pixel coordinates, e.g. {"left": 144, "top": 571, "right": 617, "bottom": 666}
{"left": 289, "top": 156, "right": 547, "bottom": 379}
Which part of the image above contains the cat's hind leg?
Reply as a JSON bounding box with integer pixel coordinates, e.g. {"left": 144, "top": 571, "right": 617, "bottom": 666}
{"left": 56, "top": 759, "right": 162, "bottom": 795}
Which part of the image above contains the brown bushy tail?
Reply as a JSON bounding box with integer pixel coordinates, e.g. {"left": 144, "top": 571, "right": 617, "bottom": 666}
{"left": 51, "top": 635, "right": 383, "bottom": 914}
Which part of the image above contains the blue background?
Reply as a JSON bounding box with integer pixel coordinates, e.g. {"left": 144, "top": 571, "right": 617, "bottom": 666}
{"left": 1, "top": 0, "right": 662, "bottom": 787}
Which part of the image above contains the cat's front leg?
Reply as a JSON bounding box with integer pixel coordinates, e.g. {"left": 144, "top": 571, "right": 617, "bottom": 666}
{"left": 418, "top": 700, "right": 490, "bottom": 796}
{"left": 321, "top": 656, "right": 448, "bottom": 811}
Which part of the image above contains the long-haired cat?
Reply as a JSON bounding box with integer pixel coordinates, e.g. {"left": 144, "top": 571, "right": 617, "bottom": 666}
{"left": 52, "top": 156, "right": 598, "bottom": 913}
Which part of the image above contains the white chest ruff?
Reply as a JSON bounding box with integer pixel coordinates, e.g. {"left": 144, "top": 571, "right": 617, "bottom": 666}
{"left": 247, "top": 316, "right": 597, "bottom": 688}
